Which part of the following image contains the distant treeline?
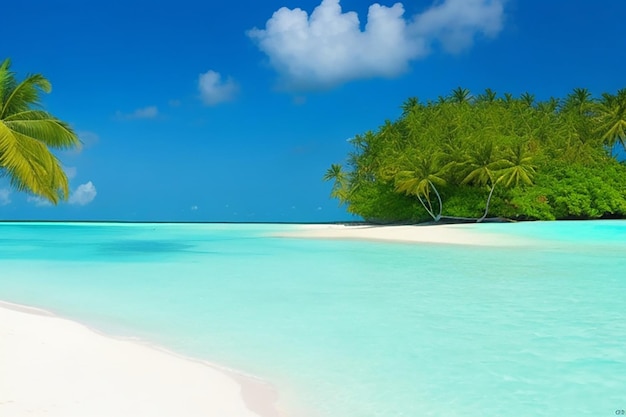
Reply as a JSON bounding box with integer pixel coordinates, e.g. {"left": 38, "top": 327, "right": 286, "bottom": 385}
{"left": 324, "top": 88, "right": 626, "bottom": 222}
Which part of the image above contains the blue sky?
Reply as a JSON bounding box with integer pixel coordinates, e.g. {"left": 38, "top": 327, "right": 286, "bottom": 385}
{"left": 1, "top": 0, "right": 625, "bottom": 222}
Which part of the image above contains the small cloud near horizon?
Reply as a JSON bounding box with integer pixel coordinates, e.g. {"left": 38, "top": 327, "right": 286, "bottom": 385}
{"left": 69, "top": 181, "right": 97, "bottom": 206}
{"left": 198, "top": 70, "right": 238, "bottom": 105}
{"left": 62, "top": 131, "right": 99, "bottom": 156}
{"left": 115, "top": 106, "right": 159, "bottom": 120}
{"left": 27, "top": 195, "right": 52, "bottom": 207}
{"left": 248, "top": 0, "right": 505, "bottom": 90}
{"left": 64, "top": 166, "right": 78, "bottom": 180}
{"left": 0, "top": 188, "right": 10, "bottom": 206}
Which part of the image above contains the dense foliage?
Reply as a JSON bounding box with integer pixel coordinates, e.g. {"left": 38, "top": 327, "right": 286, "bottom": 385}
{"left": 325, "top": 88, "right": 626, "bottom": 223}
{"left": 0, "top": 59, "right": 80, "bottom": 204}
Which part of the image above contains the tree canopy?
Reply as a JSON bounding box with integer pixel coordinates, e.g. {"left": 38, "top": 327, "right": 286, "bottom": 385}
{"left": 0, "top": 59, "right": 80, "bottom": 204}
{"left": 325, "top": 88, "right": 626, "bottom": 223}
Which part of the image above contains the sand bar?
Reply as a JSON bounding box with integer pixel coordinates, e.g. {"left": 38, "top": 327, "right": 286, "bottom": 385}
{"left": 277, "top": 223, "right": 530, "bottom": 246}
{"left": 0, "top": 301, "right": 279, "bottom": 417}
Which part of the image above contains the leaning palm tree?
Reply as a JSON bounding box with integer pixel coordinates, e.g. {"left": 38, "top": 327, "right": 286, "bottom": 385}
{"left": 597, "top": 89, "right": 626, "bottom": 155}
{"left": 394, "top": 154, "right": 446, "bottom": 222}
{"left": 0, "top": 59, "right": 80, "bottom": 204}
{"left": 323, "top": 163, "right": 348, "bottom": 205}
{"left": 461, "top": 141, "right": 509, "bottom": 222}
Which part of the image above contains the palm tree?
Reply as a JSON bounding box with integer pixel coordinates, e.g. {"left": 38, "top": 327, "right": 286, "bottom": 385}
{"left": 519, "top": 92, "right": 535, "bottom": 108}
{"left": 450, "top": 87, "right": 472, "bottom": 104}
{"left": 597, "top": 89, "right": 626, "bottom": 155}
{"left": 563, "top": 87, "right": 594, "bottom": 115}
{"left": 394, "top": 155, "right": 446, "bottom": 222}
{"left": 323, "top": 164, "right": 348, "bottom": 205}
{"left": 461, "top": 141, "right": 509, "bottom": 222}
{"left": 401, "top": 97, "right": 419, "bottom": 116}
{"left": 475, "top": 88, "right": 497, "bottom": 104}
{"left": 499, "top": 143, "right": 536, "bottom": 188}
{"left": 0, "top": 59, "right": 80, "bottom": 204}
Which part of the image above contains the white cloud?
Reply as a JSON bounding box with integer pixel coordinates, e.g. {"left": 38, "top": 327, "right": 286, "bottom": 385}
{"left": 412, "top": 0, "right": 505, "bottom": 53}
{"left": 69, "top": 181, "right": 97, "bottom": 206}
{"left": 116, "top": 106, "right": 159, "bottom": 120}
{"left": 198, "top": 70, "right": 238, "bottom": 105}
{"left": 0, "top": 188, "right": 10, "bottom": 206}
{"left": 248, "top": 0, "right": 505, "bottom": 90}
{"left": 64, "top": 166, "right": 77, "bottom": 180}
{"left": 27, "top": 196, "right": 52, "bottom": 207}
{"left": 78, "top": 131, "right": 100, "bottom": 148}
{"left": 62, "top": 131, "right": 99, "bottom": 156}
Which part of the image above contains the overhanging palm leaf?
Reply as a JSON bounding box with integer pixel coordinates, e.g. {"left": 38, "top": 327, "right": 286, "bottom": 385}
{"left": 0, "top": 58, "right": 79, "bottom": 204}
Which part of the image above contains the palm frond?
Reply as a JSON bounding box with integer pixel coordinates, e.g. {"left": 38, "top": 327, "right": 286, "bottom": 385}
{"left": 1, "top": 74, "right": 51, "bottom": 118}
{"left": 4, "top": 110, "right": 80, "bottom": 149}
{"left": 0, "top": 123, "right": 69, "bottom": 203}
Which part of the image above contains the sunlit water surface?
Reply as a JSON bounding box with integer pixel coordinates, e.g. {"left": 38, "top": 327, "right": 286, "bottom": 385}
{"left": 0, "top": 221, "right": 625, "bottom": 417}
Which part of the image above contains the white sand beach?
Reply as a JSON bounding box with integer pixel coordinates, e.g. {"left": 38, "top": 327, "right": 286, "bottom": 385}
{"left": 0, "top": 302, "right": 279, "bottom": 417}
{"left": 277, "top": 223, "right": 528, "bottom": 246}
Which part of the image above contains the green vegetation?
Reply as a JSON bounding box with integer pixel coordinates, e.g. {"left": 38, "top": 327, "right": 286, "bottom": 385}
{"left": 325, "top": 88, "right": 626, "bottom": 223}
{"left": 0, "top": 59, "right": 80, "bottom": 204}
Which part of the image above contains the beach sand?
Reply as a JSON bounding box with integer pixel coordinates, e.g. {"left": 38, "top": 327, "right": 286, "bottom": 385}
{"left": 276, "top": 223, "right": 527, "bottom": 246}
{"left": 0, "top": 302, "right": 279, "bottom": 417}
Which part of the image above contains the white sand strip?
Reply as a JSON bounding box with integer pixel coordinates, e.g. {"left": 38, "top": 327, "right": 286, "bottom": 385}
{"left": 0, "top": 302, "right": 279, "bottom": 417}
{"left": 276, "top": 223, "right": 529, "bottom": 246}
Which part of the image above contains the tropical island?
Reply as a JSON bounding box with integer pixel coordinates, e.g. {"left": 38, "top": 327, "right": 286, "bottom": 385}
{"left": 324, "top": 88, "right": 626, "bottom": 223}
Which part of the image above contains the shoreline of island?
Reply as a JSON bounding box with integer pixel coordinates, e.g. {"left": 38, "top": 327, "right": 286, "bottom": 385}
{"left": 274, "top": 222, "right": 539, "bottom": 246}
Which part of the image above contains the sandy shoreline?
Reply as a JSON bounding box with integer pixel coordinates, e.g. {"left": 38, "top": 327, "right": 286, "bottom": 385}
{"left": 275, "top": 223, "right": 530, "bottom": 246}
{"left": 0, "top": 301, "right": 280, "bottom": 417}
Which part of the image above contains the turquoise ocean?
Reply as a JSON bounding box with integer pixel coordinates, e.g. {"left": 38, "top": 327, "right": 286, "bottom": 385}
{"left": 0, "top": 221, "right": 625, "bottom": 417}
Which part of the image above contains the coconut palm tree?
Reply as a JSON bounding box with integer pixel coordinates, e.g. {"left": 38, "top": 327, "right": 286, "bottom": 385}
{"left": 475, "top": 88, "right": 498, "bottom": 104}
{"left": 394, "top": 155, "right": 446, "bottom": 222}
{"left": 499, "top": 143, "right": 536, "bottom": 188}
{"left": 597, "top": 89, "right": 626, "bottom": 155}
{"left": 461, "top": 141, "right": 509, "bottom": 222}
{"left": 519, "top": 92, "right": 536, "bottom": 108}
{"left": 323, "top": 164, "right": 348, "bottom": 205}
{"left": 0, "top": 59, "right": 80, "bottom": 204}
{"left": 401, "top": 97, "right": 419, "bottom": 116}
{"left": 563, "top": 87, "right": 594, "bottom": 115}
{"left": 450, "top": 87, "right": 472, "bottom": 104}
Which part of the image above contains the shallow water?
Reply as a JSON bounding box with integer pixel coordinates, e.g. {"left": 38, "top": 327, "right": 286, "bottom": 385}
{"left": 0, "top": 221, "right": 625, "bottom": 417}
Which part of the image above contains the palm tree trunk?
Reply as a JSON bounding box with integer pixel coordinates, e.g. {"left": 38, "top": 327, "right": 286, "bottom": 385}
{"left": 428, "top": 180, "right": 443, "bottom": 221}
{"left": 417, "top": 194, "right": 438, "bottom": 222}
{"left": 478, "top": 183, "right": 496, "bottom": 223}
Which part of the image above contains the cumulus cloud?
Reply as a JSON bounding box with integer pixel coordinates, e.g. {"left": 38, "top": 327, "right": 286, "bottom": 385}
{"left": 0, "top": 188, "right": 10, "bottom": 206}
{"left": 69, "top": 181, "right": 97, "bottom": 206}
{"left": 61, "top": 131, "right": 99, "bottom": 156}
{"left": 78, "top": 131, "right": 100, "bottom": 148}
{"left": 198, "top": 70, "right": 238, "bottom": 105}
{"left": 27, "top": 195, "right": 52, "bottom": 207}
{"left": 248, "top": 0, "right": 506, "bottom": 89}
{"left": 115, "top": 106, "right": 159, "bottom": 120}
{"left": 64, "top": 166, "right": 78, "bottom": 180}
{"left": 412, "top": 0, "right": 504, "bottom": 53}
